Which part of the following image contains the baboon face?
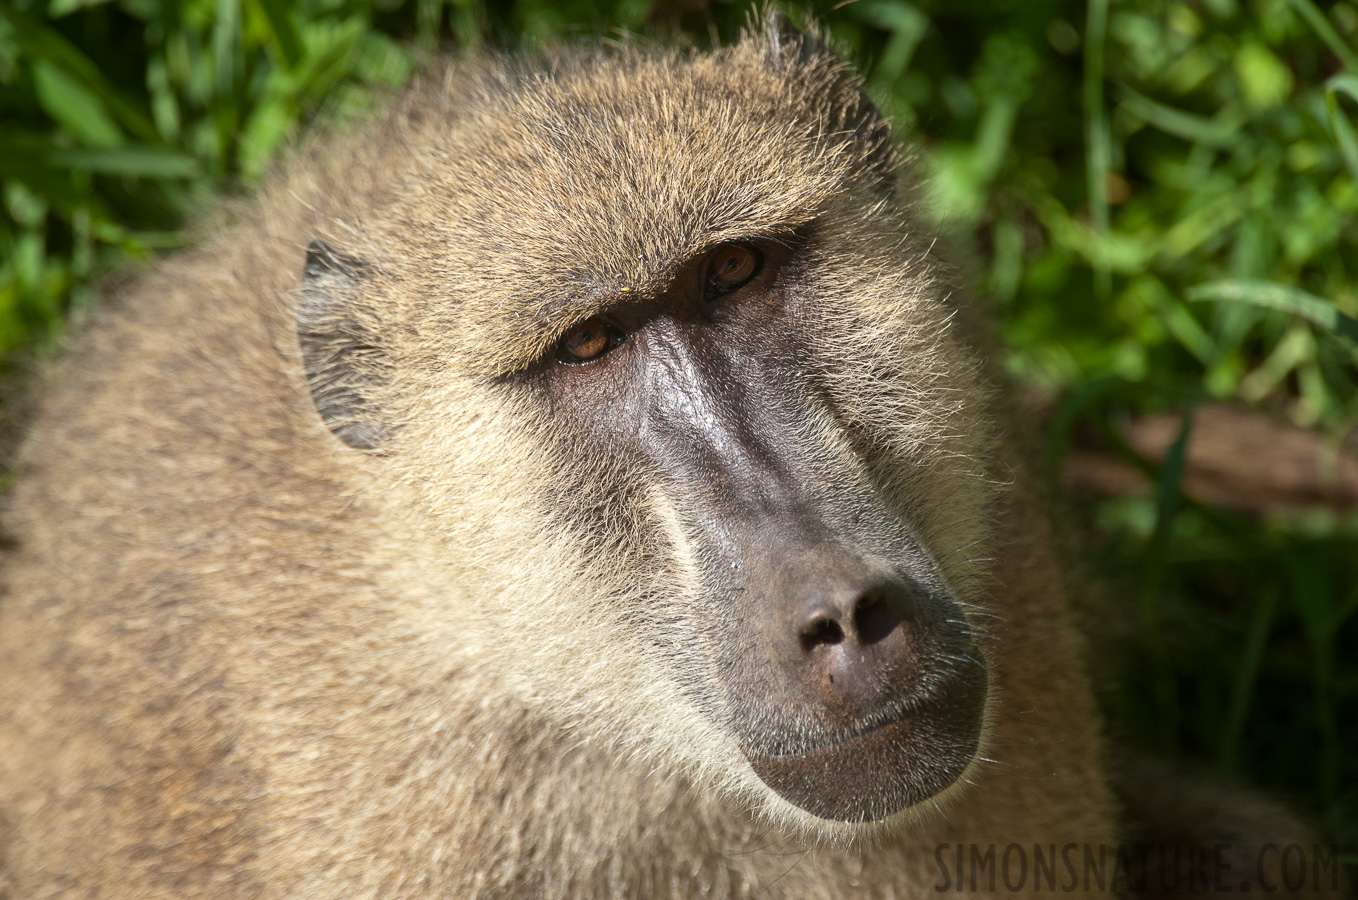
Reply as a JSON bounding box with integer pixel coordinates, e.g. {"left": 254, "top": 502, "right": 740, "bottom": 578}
{"left": 299, "top": 32, "right": 993, "bottom": 826}
{"left": 521, "top": 236, "right": 989, "bottom": 825}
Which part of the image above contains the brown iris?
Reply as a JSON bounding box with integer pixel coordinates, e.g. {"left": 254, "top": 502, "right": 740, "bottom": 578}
{"left": 705, "top": 243, "right": 762, "bottom": 298}
{"left": 555, "top": 317, "right": 622, "bottom": 365}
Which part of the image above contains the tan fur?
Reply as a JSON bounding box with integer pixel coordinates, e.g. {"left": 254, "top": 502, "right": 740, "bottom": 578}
{"left": 0, "top": 24, "right": 1328, "bottom": 900}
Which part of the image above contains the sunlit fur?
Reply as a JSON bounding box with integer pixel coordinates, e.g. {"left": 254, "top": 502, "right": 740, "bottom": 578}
{"left": 0, "top": 20, "right": 1130, "bottom": 899}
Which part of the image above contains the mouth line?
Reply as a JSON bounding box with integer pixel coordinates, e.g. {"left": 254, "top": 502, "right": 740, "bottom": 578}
{"left": 761, "top": 702, "right": 911, "bottom": 760}
{"left": 746, "top": 680, "right": 950, "bottom": 762}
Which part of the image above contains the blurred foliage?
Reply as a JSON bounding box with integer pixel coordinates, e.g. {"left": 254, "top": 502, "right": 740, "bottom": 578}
{"left": 1, "top": 0, "right": 1355, "bottom": 850}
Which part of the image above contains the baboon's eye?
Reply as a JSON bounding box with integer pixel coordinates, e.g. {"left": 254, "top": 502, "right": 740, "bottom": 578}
{"left": 555, "top": 317, "right": 625, "bottom": 365}
{"left": 704, "top": 243, "right": 762, "bottom": 299}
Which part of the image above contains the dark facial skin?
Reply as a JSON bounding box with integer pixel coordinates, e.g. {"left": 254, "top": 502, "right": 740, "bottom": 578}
{"left": 532, "top": 238, "right": 987, "bottom": 824}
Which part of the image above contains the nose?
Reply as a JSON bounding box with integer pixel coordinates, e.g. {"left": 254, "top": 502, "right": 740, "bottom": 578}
{"left": 790, "top": 574, "right": 921, "bottom": 713}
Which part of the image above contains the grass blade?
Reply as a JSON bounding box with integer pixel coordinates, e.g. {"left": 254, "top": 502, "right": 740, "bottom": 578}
{"left": 0, "top": 5, "right": 159, "bottom": 143}
{"left": 245, "top": 0, "right": 303, "bottom": 70}
{"left": 1326, "top": 74, "right": 1358, "bottom": 184}
{"left": 1187, "top": 279, "right": 1358, "bottom": 353}
{"left": 1287, "top": 0, "right": 1358, "bottom": 73}
{"left": 48, "top": 147, "right": 201, "bottom": 178}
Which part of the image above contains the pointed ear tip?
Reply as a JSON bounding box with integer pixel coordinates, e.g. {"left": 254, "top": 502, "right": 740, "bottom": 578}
{"left": 304, "top": 239, "right": 334, "bottom": 275}
{"left": 303, "top": 240, "right": 368, "bottom": 280}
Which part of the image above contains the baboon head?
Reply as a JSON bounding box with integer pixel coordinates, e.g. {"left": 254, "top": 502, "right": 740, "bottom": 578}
{"left": 294, "top": 21, "right": 994, "bottom": 830}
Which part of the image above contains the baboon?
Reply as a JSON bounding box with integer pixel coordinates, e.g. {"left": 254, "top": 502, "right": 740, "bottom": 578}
{"left": 0, "top": 18, "right": 1339, "bottom": 900}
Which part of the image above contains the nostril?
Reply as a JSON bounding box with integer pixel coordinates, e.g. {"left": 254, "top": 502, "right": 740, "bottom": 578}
{"left": 800, "top": 615, "right": 845, "bottom": 651}
{"left": 793, "top": 580, "right": 915, "bottom": 656}
{"left": 854, "top": 587, "right": 907, "bottom": 646}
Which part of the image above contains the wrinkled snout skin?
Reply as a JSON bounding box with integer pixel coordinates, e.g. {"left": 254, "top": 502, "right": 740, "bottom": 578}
{"left": 537, "top": 271, "right": 987, "bottom": 823}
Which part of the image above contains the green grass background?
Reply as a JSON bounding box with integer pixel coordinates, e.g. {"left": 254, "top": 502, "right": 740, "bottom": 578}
{"left": 1, "top": 0, "right": 1355, "bottom": 853}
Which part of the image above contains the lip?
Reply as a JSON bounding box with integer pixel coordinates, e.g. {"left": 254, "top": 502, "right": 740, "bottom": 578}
{"left": 741, "top": 658, "right": 971, "bottom": 760}
{"left": 741, "top": 667, "right": 986, "bottom": 823}
{"left": 750, "top": 696, "right": 914, "bottom": 761}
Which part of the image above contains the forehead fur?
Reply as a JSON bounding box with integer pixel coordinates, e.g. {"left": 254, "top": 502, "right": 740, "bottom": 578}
{"left": 292, "top": 25, "right": 895, "bottom": 376}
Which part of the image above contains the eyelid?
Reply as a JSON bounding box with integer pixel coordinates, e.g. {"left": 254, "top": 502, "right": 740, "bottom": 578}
{"left": 704, "top": 243, "right": 764, "bottom": 300}
{"left": 554, "top": 317, "right": 626, "bottom": 365}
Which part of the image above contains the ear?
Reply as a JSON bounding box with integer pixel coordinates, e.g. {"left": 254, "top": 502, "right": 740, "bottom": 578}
{"left": 754, "top": 11, "right": 898, "bottom": 191}
{"left": 297, "top": 240, "right": 390, "bottom": 451}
